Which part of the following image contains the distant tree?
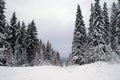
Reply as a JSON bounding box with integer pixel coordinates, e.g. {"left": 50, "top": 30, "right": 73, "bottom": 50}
{"left": 33, "top": 40, "right": 43, "bottom": 66}
{"left": 45, "top": 41, "right": 52, "bottom": 61}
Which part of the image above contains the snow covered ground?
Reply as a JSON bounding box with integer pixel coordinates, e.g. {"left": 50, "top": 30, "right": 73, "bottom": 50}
{"left": 0, "top": 62, "right": 120, "bottom": 80}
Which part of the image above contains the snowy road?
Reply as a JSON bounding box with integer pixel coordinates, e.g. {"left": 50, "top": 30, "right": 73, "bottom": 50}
{"left": 0, "top": 62, "right": 120, "bottom": 80}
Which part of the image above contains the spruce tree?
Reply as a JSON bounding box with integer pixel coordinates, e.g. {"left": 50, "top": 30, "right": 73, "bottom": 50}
{"left": 0, "top": 0, "right": 7, "bottom": 66}
{"left": 110, "top": 0, "right": 120, "bottom": 53}
{"left": 0, "top": 0, "right": 6, "bottom": 34}
{"left": 26, "top": 20, "right": 39, "bottom": 66}
{"left": 9, "top": 12, "right": 18, "bottom": 52}
{"left": 14, "top": 21, "right": 27, "bottom": 66}
{"left": 88, "top": 3, "right": 94, "bottom": 36}
{"left": 45, "top": 41, "right": 52, "bottom": 61}
{"left": 70, "top": 4, "right": 87, "bottom": 65}
{"left": 6, "top": 12, "right": 19, "bottom": 66}
{"left": 110, "top": 2, "right": 118, "bottom": 51}
{"left": 102, "top": 2, "right": 110, "bottom": 45}
{"left": 87, "top": 3, "right": 95, "bottom": 48}
{"left": 87, "top": 0, "right": 109, "bottom": 62}
{"left": 113, "top": 0, "right": 120, "bottom": 55}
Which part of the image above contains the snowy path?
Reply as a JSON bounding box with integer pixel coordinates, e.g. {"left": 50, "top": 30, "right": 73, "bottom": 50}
{"left": 0, "top": 62, "right": 120, "bottom": 80}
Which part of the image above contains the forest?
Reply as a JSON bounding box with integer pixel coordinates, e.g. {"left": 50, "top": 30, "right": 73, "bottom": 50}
{"left": 0, "top": 0, "right": 120, "bottom": 67}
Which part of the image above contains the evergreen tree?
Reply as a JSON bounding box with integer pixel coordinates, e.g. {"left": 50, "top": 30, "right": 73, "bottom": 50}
{"left": 113, "top": 0, "right": 120, "bottom": 55}
{"left": 88, "top": 3, "right": 94, "bottom": 36}
{"left": 45, "top": 41, "right": 52, "bottom": 61}
{"left": 9, "top": 12, "right": 18, "bottom": 53}
{"left": 0, "top": 0, "right": 6, "bottom": 34}
{"left": 26, "top": 20, "right": 39, "bottom": 66}
{"left": 87, "top": 3, "right": 95, "bottom": 49}
{"left": 5, "top": 12, "right": 19, "bottom": 66}
{"left": 70, "top": 4, "right": 87, "bottom": 65}
{"left": 86, "top": 0, "right": 113, "bottom": 63}
{"left": 0, "top": 0, "right": 7, "bottom": 66}
{"left": 33, "top": 40, "right": 43, "bottom": 66}
{"left": 102, "top": 2, "right": 110, "bottom": 45}
{"left": 14, "top": 21, "right": 27, "bottom": 66}
{"left": 110, "top": 2, "right": 118, "bottom": 51}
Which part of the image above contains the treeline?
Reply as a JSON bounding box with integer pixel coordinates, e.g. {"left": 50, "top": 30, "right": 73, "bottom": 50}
{"left": 69, "top": 0, "right": 120, "bottom": 65}
{"left": 0, "top": 0, "right": 61, "bottom": 66}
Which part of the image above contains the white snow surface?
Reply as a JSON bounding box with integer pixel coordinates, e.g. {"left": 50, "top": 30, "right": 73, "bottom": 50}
{"left": 0, "top": 62, "right": 120, "bottom": 80}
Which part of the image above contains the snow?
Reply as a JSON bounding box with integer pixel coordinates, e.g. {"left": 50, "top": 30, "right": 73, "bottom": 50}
{"left": 0, "top": 62, "right": 120, "bottom": 80}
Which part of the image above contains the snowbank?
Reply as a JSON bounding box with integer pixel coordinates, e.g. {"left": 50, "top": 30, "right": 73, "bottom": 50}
{"left": 0, "top": 62, "right": 120, "bottom": 80}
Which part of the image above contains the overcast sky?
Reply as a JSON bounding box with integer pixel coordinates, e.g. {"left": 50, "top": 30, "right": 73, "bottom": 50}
{"left": 5, "top": 0, "right": 117, "bottom": 59}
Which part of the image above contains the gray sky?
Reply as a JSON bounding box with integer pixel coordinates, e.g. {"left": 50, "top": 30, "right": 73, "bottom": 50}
{"left": 5, "top": 0, "right": 117, "bottom": 59}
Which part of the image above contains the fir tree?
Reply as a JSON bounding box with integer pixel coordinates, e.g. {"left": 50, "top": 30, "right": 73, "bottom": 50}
{"left": 86, "top": 0, "right": 112, "bottom": 62}
{"left": 113, "top": 0, "right": 120, "bottom": 55}
{"left": 5, "top": 12, "right": 19, "bottom": 66}
{"left": 0, "top": 0, "right": 6, "bottom": 34}
{"left": 0, "top": 0, "right": 7, "bottom": 66}
{"left": 45, "top": 41, "right": 52, "bottom": 61}
{"left": 70, "top": 4, "right": 87, "bottom": 65}
{"left": 9, "top": 12, "right": 18, "bottom": 53}
{"left": 110, "top": 2, "right": 118, "bottom": 51}
{"left": 88, "top": 3, "right": 94, "bottom": 36}
{"left": 26, "top": 20, "right": 39, "bottom": 66}
{"left": 102, "top": 2, "right": 110, "bottom": 45}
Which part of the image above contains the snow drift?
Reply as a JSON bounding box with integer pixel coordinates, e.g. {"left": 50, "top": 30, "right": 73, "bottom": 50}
{"left": 0, "top": 62, "right": 120, "bottom": 80}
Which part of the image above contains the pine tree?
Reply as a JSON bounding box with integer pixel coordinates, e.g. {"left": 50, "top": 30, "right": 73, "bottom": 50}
{"left": 26, "top": 20, "right": 39, "bottom": 66}
{"left": 70, "top": 4, "right": 87, "bottom": 65}
{"left": 113, "top": 0, "right": 120, "bottom": 55}
{"left": 33, "top": 40, "right": 43, "bottom": 66}
{"left": 9, "top": 12, "right": 18, "bottom": 53}
{"left": 102, "top": 2, "right": 110, "bottom": 45}
{"left": 87, "top": 3, "right": 95, "bottom": 49}
{"left": 5, "top": 12, "right": 19, "bottom": 66}
{"left": 110, "top": 2, "right": 118, "bottom": 51}
{"left": 110, "top": 0, "right": 120, "bottom": 53}
{"left": 0, "top": 0, "right": 7, "bottom": 66}
{"left": 14, "top": 21, "right": 27, "bottom": 66}
{"left": 87, "top": 0, "right": 110, "bottom": 62}
{"left": 45, "top": 41, "right": 52, "bottom": 61}
{"left": 88, "top": 3, "right": 94, "bottom": 36}
{"left": 0, "top": 0, "right": 6, "bottom": 34}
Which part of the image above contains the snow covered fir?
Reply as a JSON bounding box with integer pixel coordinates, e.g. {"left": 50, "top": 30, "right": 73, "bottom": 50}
{"left": 0, "top": 0, "right": 61, "bottom": 66}
{"left": 69, "top": 0, "right": 120, "bottom": 65}
{"left": 0, "top": 0, "right": 120, "bottom": 79}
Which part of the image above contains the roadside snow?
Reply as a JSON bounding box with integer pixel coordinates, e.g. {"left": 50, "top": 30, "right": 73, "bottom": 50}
{"left": 0, "top": 62, "right": 120, "bottom": 80}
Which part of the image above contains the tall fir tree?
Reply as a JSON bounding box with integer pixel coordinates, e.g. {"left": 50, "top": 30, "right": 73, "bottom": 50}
{"left": 110, "top": 0, "right": 120, "bottom": 53}
{"left": 86, "top": 0, "right": 113, "bottom": 62}
{"left": 9, "top": 12, "right": 18, "bottom": 52}
{"left": 6, "top": 12, "right": 19, "bottom": 66}
{"left": 110, "top": 2, "right": 118, "bottom": 51}
{"left": 70, "top": 4, "right": 87, "bottom": 65}
{"left": 26, "top": 20, "right": 39, "bottom": 66}
{"left": 88, "top": 3, "right": 94, "bottom": 36}
{"left": 0, "top": 0, "right": 6, "bottom": 34}
{"left": 113, "top": 0, "right": 120, "bottom": 55}
{"left": 102, "top": 2, "right": 110, "bottom": 45}
{"left": 0, "top": 0, "right": 7, "bottom": 66}
{"left": 87, "top": 3, "right": 95, "bottom": 49}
